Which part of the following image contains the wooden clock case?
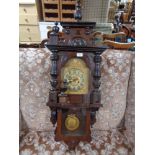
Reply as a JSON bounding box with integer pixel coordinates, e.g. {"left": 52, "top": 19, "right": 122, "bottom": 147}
{"left": 46, "top": 22, "right": 108, "bottom": 149}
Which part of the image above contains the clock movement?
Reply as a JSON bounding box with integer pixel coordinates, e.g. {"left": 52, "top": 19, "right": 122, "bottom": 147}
{"left": 46, "top": 0, "right": 108, "bottom": 149}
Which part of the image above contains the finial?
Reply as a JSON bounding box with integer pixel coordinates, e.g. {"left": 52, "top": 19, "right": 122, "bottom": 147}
{"left": 52, "top": 22, "right": 59, "bottom": 34}
{"left": 74, "top": 0, "right": 82, "bottom": 22}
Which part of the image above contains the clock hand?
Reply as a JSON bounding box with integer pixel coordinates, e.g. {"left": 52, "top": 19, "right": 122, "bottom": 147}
{"left": 67, "top": 77, "right": 79, "bottom": 83}
{"left": 72, "top": 78, "right": 79, "bottom": 82}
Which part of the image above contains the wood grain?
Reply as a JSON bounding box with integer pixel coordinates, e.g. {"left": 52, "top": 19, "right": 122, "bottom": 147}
{"left": 102, "top": 40, "right": 135, "bottom": 50}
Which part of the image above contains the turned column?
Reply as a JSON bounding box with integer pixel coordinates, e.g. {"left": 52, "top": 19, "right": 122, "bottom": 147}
{"left": 47, "top": 22, "right": 60, "bottom": 125}
{"left": 92, "top": 51, "right": 102, "bottom": 104}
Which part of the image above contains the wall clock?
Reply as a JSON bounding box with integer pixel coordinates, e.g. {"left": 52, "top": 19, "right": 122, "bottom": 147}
{"left": 46, "top": 0, "right": 108, "bottom": 149}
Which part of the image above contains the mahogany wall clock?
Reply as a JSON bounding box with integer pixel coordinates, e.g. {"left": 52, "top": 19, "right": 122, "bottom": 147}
{"left": 46, "top": 0, "right": 108, "bottom": 149}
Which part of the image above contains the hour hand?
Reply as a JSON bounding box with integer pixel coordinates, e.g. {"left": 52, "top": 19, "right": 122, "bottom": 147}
{"left": 67, "top": 77, "right": 79, "bottom": 83}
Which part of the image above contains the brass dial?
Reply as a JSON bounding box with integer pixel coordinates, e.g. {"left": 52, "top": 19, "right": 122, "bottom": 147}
{"left": 61, "top": 58, "right": 89, "bottom": 94}
{"left": 64, "top": 68, "right": 84, "bottom": 91}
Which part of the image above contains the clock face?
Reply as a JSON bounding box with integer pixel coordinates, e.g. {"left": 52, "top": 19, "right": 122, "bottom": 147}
{"left": 61, "top": 58, "right": 89, "bottom": 94}
{"left": 64, "top": 68, "right": 85, "bottom": 91}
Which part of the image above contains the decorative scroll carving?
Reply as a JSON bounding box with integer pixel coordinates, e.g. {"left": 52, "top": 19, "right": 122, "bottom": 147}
{"left": 68, "top": 37, "right": 87, "bottom": 47}
{"left": 64, "top": 27, "right": 70, "bottom": 35}
{"left": 60, "top": 22, "right": 96, "bottom": 47}
{"left": 85, "top": 27, "right": 91, "bottom": 35}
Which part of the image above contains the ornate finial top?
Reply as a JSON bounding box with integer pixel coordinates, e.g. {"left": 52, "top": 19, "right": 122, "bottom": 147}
{"left": 53, "top": 22, "right": 59, "bottom": 33}
{"left": 74, "top": 0, "right": 82, "bottom": 22}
